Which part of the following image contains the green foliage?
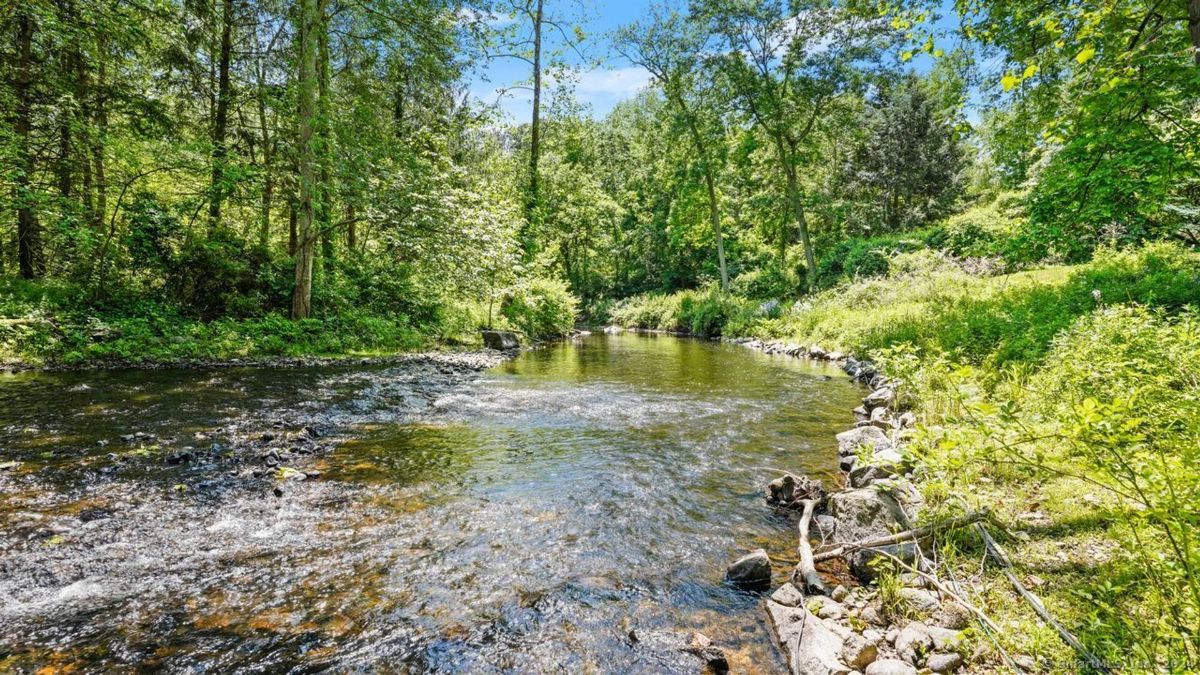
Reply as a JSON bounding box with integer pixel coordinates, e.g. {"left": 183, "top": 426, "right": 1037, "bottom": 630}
{"left": 500, "top": 278, "right": 579, "bottom": 341}
{"left": 926, "top": 199, "right": 1020, "bottom": 259}
{"left": 609, "top": 287, "right": 755, "bottom": 336}
{"left": 814, "top": 230, "right": 935, "bottom": 287}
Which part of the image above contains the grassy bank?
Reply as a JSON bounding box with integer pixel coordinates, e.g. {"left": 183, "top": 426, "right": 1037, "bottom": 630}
{"left": 613, "top": 243, "right": 1200, "bottom": 669}
{"left": 0, "top": 277, "right": 578, "bottom": 368}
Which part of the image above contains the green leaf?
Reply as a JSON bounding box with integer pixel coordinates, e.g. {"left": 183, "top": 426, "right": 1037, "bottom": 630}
{"left": 1075, "top": 45, "right": 1096, "bottom": 64}
{"left": 1001, "top": 73, "right": 1020, "bottom": 91}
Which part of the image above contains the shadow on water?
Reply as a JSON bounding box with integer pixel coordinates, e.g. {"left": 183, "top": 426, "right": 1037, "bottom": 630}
{"left": 0, "top": 333, "right": 861, "bottom": 673}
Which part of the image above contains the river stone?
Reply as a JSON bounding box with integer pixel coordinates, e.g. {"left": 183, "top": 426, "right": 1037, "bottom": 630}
{"left": 481, "top": 330, "right": 520, "bottom": 350}
{"left": 927, "top": 652, "right": 963, "bottom": 673}
{"left": 841, "top": 633, "right": 879, "bottom": 671}
{"left": 899, "top": 587, "right": 941, "bottom": 614}
{"left": 809, "top": 595, "right": 847, "bottom": 620}
{"left": 898, "top": 411, "right": 917, "bottom": 428}
{"left": 836, "top": 426, "right": 893, "bottom": 457}
{"left": 765, "top": 601, "right": 849, "bottom": 675}
{"left": 771, "top": 583, "right": 804, "bottom": 607}
{"left": 928, "top": 626, "right": 965, "bottom": 652}
{"left": 809, "top": 345, "right": 827, "bottom": 359}
{"left": 863, "top": 387, "right": 895, "bottom": 410}
{"left": 865, "top": 659, "right": 918, "bottom": 675}
{"left": 894, "top": 621, "right": 932, "bottom": 665}
{"left": 725, "top": 549, "right": 771, "bottom": 591}
{"left": 851, "top": 543, "right": 920, "bottom": 583}
{"left": 930, "top": 601, "right": 972, "bottom": 629}
{"left": 766, "top": 473, "right": 826, "bottom": 507}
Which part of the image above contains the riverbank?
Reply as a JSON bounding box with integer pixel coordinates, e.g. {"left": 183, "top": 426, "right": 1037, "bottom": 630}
{"left": 622, "top": 243, "right": 1200, "bottom": 671}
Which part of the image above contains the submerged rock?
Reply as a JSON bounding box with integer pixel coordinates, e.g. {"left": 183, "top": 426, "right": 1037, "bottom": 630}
{"left": 628, "top": 628, "right": 729, "bottom": 674}
{"left": 725, "top": 549, "right": 772, "bottom": 591}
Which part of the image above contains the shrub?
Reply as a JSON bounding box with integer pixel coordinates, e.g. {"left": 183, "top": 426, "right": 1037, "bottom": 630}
{"left": 500, "top": 277, "right": 579, "bottom": 340}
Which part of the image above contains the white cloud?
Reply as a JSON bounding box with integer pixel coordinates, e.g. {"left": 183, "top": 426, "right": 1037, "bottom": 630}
{"left": 574, "top": 66, "right": 653, "bottom": 98}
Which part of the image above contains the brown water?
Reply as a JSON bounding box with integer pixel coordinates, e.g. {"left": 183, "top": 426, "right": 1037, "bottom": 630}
{"left": 0, "top": 333, "right": 861, "bottom": 673}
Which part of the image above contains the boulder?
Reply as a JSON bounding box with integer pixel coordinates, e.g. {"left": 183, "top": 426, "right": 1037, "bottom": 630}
{"left": 827, "top": 351, "right": 846, "bottom": 361}
{"left": 765, "top": 601, "right": 850, "bottom": 675}
{"left": 827, "top": 487, "right": 911, "bottom": 545}
{"left": 898, "top": 411, "right": 917, "bottom": 429}
{"left": 836, "top": 426, "right": 893, "bottom": 458}
{"left": 927, "top": 652, "right": 963, "bottom": 673}
{"left": 869, "top": 406, "right": 894, "bottom": 430}
{"left": 809, "top": 345, "right": 827, "bottom": 359}
{"left": 725, "top": 549, "right": 772, "bottom": 591}
{"left": 481, "top": 330, "right": 520, "bottom": 350}
{"left": 853, "top": 405, "right": 870, "bottom": 421}
{"left": 863, "top": 387, "right": 896, "bottom": 410}
{"left": 899, "top": 588, "right": 941, "bottom": 614}
{"left": 865, "top": 659, "right": 917, "bottom": 675}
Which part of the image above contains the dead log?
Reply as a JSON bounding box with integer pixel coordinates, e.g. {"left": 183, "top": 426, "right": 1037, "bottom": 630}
{"left": 813, "top": 510, "right": 988, "bottom": 563}
{"left": 975, "top": 523, "right": 1111, "bottom": 673}
{"left": 793, "top": 498, "right": 827, "bottom": 594}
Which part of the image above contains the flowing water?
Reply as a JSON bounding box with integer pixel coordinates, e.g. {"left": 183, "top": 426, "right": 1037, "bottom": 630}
{"left": 0, "top": 333, "right": 862, "bottom": 673}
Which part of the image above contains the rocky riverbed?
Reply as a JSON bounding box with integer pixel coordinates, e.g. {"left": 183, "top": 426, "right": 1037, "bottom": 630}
{"left": 726, "top": 338, "right": 982, "bottom": 675}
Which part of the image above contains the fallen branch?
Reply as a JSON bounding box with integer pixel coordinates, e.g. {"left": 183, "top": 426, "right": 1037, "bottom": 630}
{"left": 870, "top": 547, "right": 1001, "bottom": 634}
{"left": 813, "top": 511, "right": 989, "bottom": 563}
{"left": 794, "top": 499, "right": 827, "bottom": 594}
{"left": 975, "top": 523, "right": 1111, "bottom": 673}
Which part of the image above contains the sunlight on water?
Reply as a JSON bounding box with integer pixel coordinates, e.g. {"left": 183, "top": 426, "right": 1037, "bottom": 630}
{"left": 0, "top": 334, "right": 861, "bottom": 672}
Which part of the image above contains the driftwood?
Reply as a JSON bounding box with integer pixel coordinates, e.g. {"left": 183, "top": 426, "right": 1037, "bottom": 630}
{"left": 813, "top": 510, "right": 989, "bottom": 563}
{"left": 794, "top": 499, "right": 827, "bottom": 594}
{"left": 975, "top": 523, "right": 1111, "bottom": 674}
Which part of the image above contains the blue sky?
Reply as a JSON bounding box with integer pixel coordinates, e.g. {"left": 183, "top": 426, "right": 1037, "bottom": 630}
{"left": 468, "top": 0, "right": 971, "bottom": 122}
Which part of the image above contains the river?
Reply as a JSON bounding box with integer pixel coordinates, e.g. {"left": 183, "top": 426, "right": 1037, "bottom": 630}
{"left": 0, "top": 333, "right": 861, "bottom": 673}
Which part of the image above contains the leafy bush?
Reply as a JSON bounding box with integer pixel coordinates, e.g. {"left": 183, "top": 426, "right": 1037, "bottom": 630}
{"left": 500, "top": 277, "right": 579, "bottom": 340}
{"left": 730, "top": 265, "right": 800, "bottom": 299}
{"left": 814, "top": 230, "right": 934, "bottom": 287}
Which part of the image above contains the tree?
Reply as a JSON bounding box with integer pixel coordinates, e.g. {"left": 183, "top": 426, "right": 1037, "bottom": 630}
{"left": 843, "top": 75, "right": 963, "bottom": 232}
{"left": 702, "top": 0, "right": 891, "bottom": 290}
{"left": 292, "top": 0, "right": 320, "bottom": 319}
{"left": 484, "top": 0, "right": 586, "bottom": 259}
{"left": 614, "top": 5, "right": 730, "bottom": 293}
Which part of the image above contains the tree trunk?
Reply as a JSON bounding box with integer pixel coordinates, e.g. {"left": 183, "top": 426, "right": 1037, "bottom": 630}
{"left": 291, "top": 0, "right": 319, "bottom": 319}
{"left": 256, "top": 58, "right": 273, "bottom": 253}
{"left": 1190, "top": 0, "right": 1200, "bottom": 66}
{"left": 317, "top": 7, "right": 333, "bottom": 274}
{"left": 208, "top": 0, "right": 233, "bottom": 229}
{"left": 346, "top": 202, "right": 356, "bottom": 251}
{"left": 522, "top": 0, "right": 544, "bottom": 258}
{"left": 288, "top": 203, "right": 298, "bottom": 255}
{"left": 15, "top": 9, "right": 42, "bottom": 279}
{"left": 772, "top": 133, "right": 815, "bottom": 291}
{"left": 93, "top": 38, "right": 108, "bottom": 233}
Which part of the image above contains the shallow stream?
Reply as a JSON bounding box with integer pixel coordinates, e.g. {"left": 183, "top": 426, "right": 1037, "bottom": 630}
{"left": 0, "top": 333, "right": 861, "bottom": 673}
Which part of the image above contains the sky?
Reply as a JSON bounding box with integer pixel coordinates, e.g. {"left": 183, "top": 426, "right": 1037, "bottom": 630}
{"left": 467, "top": 0, "right": 970, "bottom": 123}
{"left": 467, "top": 0, "right": 658, "bottom": 121}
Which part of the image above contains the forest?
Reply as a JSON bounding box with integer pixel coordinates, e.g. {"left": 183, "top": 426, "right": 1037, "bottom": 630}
{"left": 2, "top": 0, "right": 1200, "bottom": 671}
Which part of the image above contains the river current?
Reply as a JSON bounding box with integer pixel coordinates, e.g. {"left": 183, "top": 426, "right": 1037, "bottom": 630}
{"left": 0, "top": 333, "right": 861, "bottom": 673}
